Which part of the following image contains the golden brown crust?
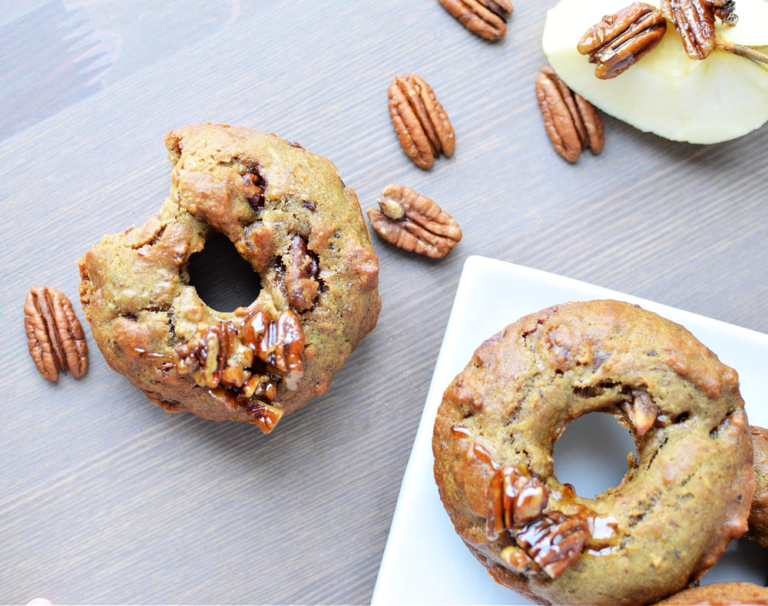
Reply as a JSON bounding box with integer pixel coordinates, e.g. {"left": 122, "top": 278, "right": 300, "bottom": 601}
{"left": 433, "top": 300, "right": 753, "bottom": 605}
{"left": 749, "top": 426, "right": 768, "bottom": 546}
{"left": 655, "top": 582, "right": 768, "bottom": 605}
{"left": 78, "top": 123, "right": 381, "bottom": 428}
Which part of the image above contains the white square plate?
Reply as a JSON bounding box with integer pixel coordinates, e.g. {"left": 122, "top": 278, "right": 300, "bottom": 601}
{"left": 372, "top": 256, "right": 768, "bottom": 605}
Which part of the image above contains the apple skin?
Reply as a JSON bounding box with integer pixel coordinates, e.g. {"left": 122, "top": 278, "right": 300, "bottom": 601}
{"left": 543, "top": 0, "right": 768, "bottom": 144}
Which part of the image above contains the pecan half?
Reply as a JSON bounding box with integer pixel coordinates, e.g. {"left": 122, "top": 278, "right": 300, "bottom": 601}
{"left": 714, "top": 1, "right": 739, "bottom": 26}
{"left": 366, "top": 184, "right": 462, "bottom": 259}
{"left": 24, "top": 286, "right": 88, "bottom": 381}
{"left": 514, "top": 511, "right": 591, "bottom": 579}
{"left": 487, "top": 466, "right": 550, "bottom": 540}
{"left": 468, "top": 440, "right": 590, "bottom": 578}
{"left": 661, "top": 0, "right": 738, "bottom": 60}
{"left": 536, "top": 66, "right": 604, "bottom": 164}
{"left": 577, "top": 3, "right": 667, "bottom": 79}
{"left": 623, "top": 388, "right": 659, "bottom": 437}
{"left": 388, "top": 74, "right": 455, "bottom": 170}
{"left": 438, "top": 0, "right": 514, "bottom": 41}
{"left": 242, "top": 169, "right": 266, "bottom": 211}
{"left": 284, "top": 236, "right": 320, "bottom": 312}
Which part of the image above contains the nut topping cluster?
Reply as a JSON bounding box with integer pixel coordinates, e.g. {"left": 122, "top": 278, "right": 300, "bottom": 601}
{"left": 578, "top": 0, "right": 745, "bottom": 80}
{"left": 536, "top": 66, "right": 605, "bottom": 163}
{"left": 438, "top": 0, "right": 514, "bottom": 41}
{"left": 388, "top": 74, "right": 455, "bottom": 170}
{"left": 453, "top": 426, "right": 593, "bottom": 580}
{"left": 486, "top": 464, "right": 590, "bottom": 579}
{"left": 367, "top": 184, "right": 462, "bottom": 259}
{"left": 577, "top": 3, "right": 667, "bottom": 80}
{"left": 284, "top": 236, "right": 320, "bottom": 312}
{"left": 24, "top": 286, "right": 88, "bottom": 382}
{"left": 712, "top": 0, "right": 739, "bottom": 25}
{"left": 175, "top": 307, "right": 305, "bottom": 433}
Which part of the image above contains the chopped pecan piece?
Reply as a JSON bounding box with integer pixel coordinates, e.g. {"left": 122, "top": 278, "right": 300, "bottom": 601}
{"left": 246, "top": 402, "right": 284, "bottom": 434}
{"left": 24, "top": 286, "right": 88, "bottom": 381}
{"left": 661, "top": 0, "right": 737, "bottom": 60}
{"left": 284, "top": 236, "right": 320, "bottom": 312}
{"left": 451, "top": 425, "right": 472, "bottom": 439}
{"left": 242, "top": 169, "right": 266, "bottom": 211}
{"left": 487, "top": 466, "right": 550, "bottom": 540}
{"left": 438, "top": 0, "right": 514, "bottom": 41}
{"left": 174, "top": 307, "right": 304, "bottom": 433}
{"left": 514, "top": 511, "right": 591, "bottom": 579}
{"left": 207, "top": 386, "right": 239, "bottom": 412}
{"left": 176, "top": 320, "right": 255, "bottom": 390}
{"left": 536, "top": 66, "right": 604, "bottom": 163}
{"left": 388, "top": 74, "right": 455, "bottom": 170}
{"left": 367, "top": 184, "right": 461, "bottom": 259}
{"left": 577, "top": 3, "right": 667, "bottom": 79}
{"left": 513, "top": 478, "right": 550, "bottom": 526}
{"left": 242, "top": 309, "right": 305, "bottom": 391}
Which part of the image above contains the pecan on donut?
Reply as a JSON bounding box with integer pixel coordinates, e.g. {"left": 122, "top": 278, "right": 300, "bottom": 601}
{"left": 433, "top": 300, "right": 754, "bottom": 605}
{"left": 78, "top": 124, "right": 381, "bottom": 433}
{"left": 655, "top": 582, "right": 768, "bottom": 605}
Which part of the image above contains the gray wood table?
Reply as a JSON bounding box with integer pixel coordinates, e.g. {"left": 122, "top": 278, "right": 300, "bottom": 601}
{"left": 2, "top": 1, "right": 767, "bottom": 603}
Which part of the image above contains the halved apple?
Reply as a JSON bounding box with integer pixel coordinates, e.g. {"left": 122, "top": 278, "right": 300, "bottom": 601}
{"left": 543, "top": 0, "right": 768, "bottom": 143}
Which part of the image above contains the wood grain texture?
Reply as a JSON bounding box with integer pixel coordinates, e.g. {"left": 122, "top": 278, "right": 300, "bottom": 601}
{"left": 1, "top": 0, "right": 767, "bottom": 603}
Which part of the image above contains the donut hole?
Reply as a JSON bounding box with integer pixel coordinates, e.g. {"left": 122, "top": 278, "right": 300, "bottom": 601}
{"left": 187, "top": 233, "right": 261, "bottom": 312}
{"left": 553, "top": 411, "right": 638, "bottom": 499}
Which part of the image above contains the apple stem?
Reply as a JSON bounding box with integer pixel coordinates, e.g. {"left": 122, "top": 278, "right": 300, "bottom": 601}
{"left": 715, "top": 39, "right": 768, "bottom": 66}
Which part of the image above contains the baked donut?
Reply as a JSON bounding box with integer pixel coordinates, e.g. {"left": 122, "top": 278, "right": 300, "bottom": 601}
{"left": 654, "top": 582, "right": 768, "bottom": 605}
{"left": 433, "top": 300, "right": 754, "bottom": 605}
{"left": 78, "top": 124, "right": 380, "bottom": 433}
{"left": 749, "top": 426, "right": 768, "bottom": 546}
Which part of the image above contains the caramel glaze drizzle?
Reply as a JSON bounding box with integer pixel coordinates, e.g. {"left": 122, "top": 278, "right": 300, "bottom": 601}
{"left": 451, "top": 425, "right": 616, "bottom": 580}
{"left": 134, "top": 308, "right": 305, "bottom": 434}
